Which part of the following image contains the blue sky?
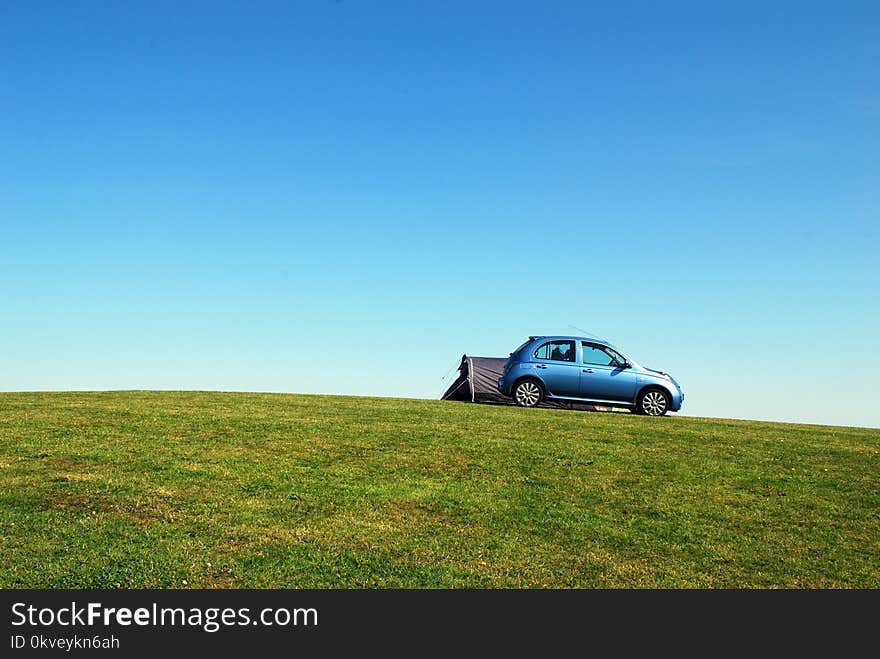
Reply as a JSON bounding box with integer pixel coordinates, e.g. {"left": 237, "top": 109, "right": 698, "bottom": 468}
{"left": 2, "top": 1, "right": 877, "bottom": 427}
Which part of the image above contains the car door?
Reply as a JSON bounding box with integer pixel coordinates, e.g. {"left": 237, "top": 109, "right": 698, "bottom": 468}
{"left": 532, "top": 339, "right": 580, "bottom": 397}
{"left": 578, "top": 342, "right": 638, "bottom": 402}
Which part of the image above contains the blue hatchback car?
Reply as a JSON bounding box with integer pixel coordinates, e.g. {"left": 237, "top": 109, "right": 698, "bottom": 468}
{"left": 497, "top": 336, "right": 683, "bottom": 416}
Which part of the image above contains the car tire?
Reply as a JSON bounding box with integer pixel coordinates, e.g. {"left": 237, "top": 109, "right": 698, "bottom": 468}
{"left": 513, "top": 379, "right": 543, "bottom": 408}
{"left": 636, "top": 388, "right": 670, "bottom": 416}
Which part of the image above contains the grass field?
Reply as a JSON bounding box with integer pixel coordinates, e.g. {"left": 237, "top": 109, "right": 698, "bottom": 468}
{"left": 1, "top": 391, "right": 877, "bottom": 588}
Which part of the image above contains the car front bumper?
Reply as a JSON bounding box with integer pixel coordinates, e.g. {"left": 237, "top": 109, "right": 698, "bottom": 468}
{"left": 669, "top": 385, "right": 684, "bottom": 412}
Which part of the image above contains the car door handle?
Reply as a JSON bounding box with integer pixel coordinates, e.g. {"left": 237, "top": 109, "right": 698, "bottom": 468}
{"left": 536, "top": 364, "right": 547, "bottom": 369}
{"left": 582, "top": 368, "right": 593, "bottom": 373}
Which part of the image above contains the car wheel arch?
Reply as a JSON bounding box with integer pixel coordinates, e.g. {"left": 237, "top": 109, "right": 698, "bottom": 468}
{"left": 635, "top": 383, "right": 674, "bottom": 404}
{"left": 512, "top": 376, "right": 545, "bottom": 396}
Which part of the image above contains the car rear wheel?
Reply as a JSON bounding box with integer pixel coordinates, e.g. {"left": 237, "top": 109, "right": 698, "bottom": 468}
{"left": 637, "top": 388, "right": 670, "bottom": 416}
{"left": 513, "top": 380, "right": 543, "bottom": 407}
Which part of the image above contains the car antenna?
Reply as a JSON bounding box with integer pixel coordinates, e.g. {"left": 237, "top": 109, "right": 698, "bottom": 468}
{"left": 568, "top": 324, "right": 610, "bottom": 343}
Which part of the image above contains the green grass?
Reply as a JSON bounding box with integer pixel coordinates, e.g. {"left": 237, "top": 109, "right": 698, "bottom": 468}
{"left": 1, "top": 391, "right": 878, "bottom": 588}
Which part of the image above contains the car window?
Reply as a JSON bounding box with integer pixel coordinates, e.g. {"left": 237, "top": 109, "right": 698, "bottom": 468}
{"left": 535, "top": 340, "right": 575, "bottom": 362}
{"left": 605, "top": 347, "right": 627, "bottom": 366}
{"left": 581, "top": 343, "right": 616, "bottom": 366}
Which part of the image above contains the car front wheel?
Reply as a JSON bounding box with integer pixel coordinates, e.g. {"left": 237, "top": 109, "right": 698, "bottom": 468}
{"left": 637, "top": 388, "right": 670, "bottom": 416}
{"left": 513, "top": 380, "right": 543, "bottom": 407}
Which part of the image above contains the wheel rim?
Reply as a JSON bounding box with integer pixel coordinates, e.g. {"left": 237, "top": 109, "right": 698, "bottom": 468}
{"left": 515, "top": 382, "right": 540, "bottom": 406}
{"left": 642, "top": 391, "right": 668, "bottom": 416}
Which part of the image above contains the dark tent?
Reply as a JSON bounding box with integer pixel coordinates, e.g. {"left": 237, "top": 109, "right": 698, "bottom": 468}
{"left": 441, "top": 356, "right": 510, "bottom": 404}
{"left": 440, "top": 355, "right": 597, "bottom": 410}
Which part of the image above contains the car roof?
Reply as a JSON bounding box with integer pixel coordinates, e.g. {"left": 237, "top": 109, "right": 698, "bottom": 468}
{"left": 528, "top": 335, "right": 615, "bottom": 347}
